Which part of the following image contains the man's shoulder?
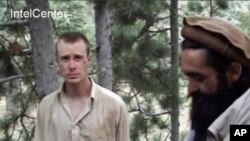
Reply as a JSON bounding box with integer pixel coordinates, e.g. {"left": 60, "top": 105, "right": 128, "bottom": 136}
{"left": 39, "top": 89, "right": 60, "bottom": 107}
{"left": 95, "top": 83, "right": 126, "bottom": 106}
{"left": 36, "top": 89, "right": 60, "bottom": 118}
{"left": 208, "top": 88, "right": 250, "bottom": 140}
{"left": 214, "top": 87, "right": 250, "bottom": 118}
{"left": 215, "top": 88, "right": 250, "bottom": 116}
{"left": 239, "top": 88, "right": 250, "bottom": 103}
{"left": 223, "top": 88, "right": 250, "bottom": 113}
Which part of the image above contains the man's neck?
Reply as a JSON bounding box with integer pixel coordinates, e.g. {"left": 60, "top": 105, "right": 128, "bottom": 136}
{"left": 64, "top": 78, "right": 92, "bottom": 99}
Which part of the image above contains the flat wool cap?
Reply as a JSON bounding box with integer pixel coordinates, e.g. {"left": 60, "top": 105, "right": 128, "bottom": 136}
{"left": 181, "top": 16, "right": 250, "bottom": 67}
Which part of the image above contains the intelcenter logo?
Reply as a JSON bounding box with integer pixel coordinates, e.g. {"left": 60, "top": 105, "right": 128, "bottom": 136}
{"left": 10, "top": 9, "right": 71, "bottom": 19}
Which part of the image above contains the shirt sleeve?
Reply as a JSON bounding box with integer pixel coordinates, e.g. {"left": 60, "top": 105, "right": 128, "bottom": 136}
{"left": 34, "top": 104, "right": 44, "bottom": 141}
{"left": 116, "top": 102, "right": 130, "bottom": 141}
{"left": 206, "top": 131, "right": 217, "bottom": 141}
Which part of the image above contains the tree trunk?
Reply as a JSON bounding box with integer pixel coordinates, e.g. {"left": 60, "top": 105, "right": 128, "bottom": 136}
{"left": 26, "top": 0, "right": 59, "bottom": 98}
{"left": 170, "top": 0, "right": 179, "bottom": 141}
{"left": 94, "top": 0, "right": 113, "bottom": 90}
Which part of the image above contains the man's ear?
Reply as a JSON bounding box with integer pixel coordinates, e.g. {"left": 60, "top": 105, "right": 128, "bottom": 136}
{"left": 86, "top": 54, "right": 92, "bottom": 66}
{"left": 226, "top": 62, "right": 242, "bottom": 85}
{"left": 55, "top": 57, "right": 60, "bottom": 74}
{"left": 88, "top": 55, "right": 91, "bottom": 61}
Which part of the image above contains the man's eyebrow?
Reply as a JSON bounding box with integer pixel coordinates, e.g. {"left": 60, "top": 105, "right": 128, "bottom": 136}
{"left": 74, "top": 54, "right": 84, "bottom": 57}
{"left": 184, "top": 71, "right": 202, "bottom": 77}
{"left": 60, "top": 54, "right": 69, "bottom": 58}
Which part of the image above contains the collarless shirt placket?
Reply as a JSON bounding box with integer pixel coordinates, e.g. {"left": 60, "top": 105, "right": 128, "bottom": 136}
{"left": 60, "top": 94, "right": 93, "bottom": 141}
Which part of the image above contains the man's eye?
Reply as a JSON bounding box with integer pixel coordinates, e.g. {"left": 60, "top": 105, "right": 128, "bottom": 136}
{"left": 185, "top": 72, "right": 205, "bottom": 82}
{"left": 74, "top": 55, "right": 83, "bottom": 60}
{"left": 61, "top": 56, "right": 69, "bottom": 62}
{"left": 193, "top": 75, "right": 204, "bottom": 82}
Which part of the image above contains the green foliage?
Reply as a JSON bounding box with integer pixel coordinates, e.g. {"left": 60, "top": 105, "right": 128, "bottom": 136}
{"left": 185, "top": 0, "right": 230, "bottom": 17}
{"left": 50, "top": 0, "right": 95, "bottom": 48}
{"left": 0, "top": 87, "right": 36, "bottom": 141}
{"left": 0, "top": 1, "right": 37, "bottom": 140}
{"left": 0, "top": 0, "right": 247, "bottom": 141}
{"left": 130, "top": 112, "right": 169, "bottom": 141}
{"left": 130, "top": 114, "right": 146, "bottom": 140}
{"left": 187, "top": 1, "right": 203, "bottom": 13}
{"left": 234, "top": 3, "right": 250, "bottom": 37}
{"left": 113, "top": 33, "right": 171, "bottom": 94}
{"left": 111, "top": 0, "right": 174, "bottom": 140}
{"left": 215, "top": 0, "right": 228, "bottom": 9}
{"left": 111, "top": 0, "right": 167, "bottom": 25}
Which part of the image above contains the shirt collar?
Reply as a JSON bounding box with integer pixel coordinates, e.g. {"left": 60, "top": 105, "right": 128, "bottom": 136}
{"left": 57, "top": 77, "right": 98, "bottom": 100}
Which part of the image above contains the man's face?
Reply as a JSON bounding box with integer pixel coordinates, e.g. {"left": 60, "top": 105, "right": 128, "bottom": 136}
{"left": 181, "top": 48, "right": 219, "bottom": 96}
{"left": 56, "top": 39, "right": 90, "bottom": 84}
{"left": 181, "top": 48, "right": 235, "bottom": 140}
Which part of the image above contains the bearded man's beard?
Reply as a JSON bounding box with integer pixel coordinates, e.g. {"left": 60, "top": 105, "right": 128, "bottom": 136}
{"left": 190, "top": 79, "right": 240, "bottom": 141}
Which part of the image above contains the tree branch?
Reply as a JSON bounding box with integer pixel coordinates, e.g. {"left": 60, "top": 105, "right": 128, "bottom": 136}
{"left": 51, "top": 17, "right": 59, "bottom": 36}
{"left": 129, "top": 108, "right": 170, "bottom": 117}
{"left": 0, "top": 20, "right": 28, "bottom": 26}
{"left": 156, "top": 16, "right": 170, "bottom": 22}
{"left": 133, "top": 20, "right": 154, "bottom": 43}
{"left": 148, "top": 28, "right": 171, "bottom": 33}
{"left": 0, "top": 73, "right": 34, "bottom": 84}
{"left": 0, "top": 34, "right": 11, "bottom": 42}
{"left": 146, "top": 111, "right": 170, "bottom": 117}
{"left": 10, "top": 48, "right": 32, "bottom": 56}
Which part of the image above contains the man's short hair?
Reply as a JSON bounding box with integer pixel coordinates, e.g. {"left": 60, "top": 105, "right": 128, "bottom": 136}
{"left": 55, "top": 32, "right": 90, "bottom": 56}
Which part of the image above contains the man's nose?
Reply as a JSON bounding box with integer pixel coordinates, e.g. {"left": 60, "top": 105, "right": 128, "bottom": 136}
{"left": 187, "top": 79, "right": 199, "bottom": 97}
{"left": 68, "top": 60, "right": 76, "bottom": 69}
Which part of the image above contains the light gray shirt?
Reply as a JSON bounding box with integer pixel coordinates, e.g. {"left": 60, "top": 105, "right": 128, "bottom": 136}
{"left": 34, "top": 79, "right": 129, "bottom": 141}
{"left": 208, "top": 88, "right": 250, "bottom": 141}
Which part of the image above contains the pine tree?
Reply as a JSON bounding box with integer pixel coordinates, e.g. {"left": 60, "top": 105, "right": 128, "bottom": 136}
{"left": 110, "top": 0, "right": 175, "bottom": 140}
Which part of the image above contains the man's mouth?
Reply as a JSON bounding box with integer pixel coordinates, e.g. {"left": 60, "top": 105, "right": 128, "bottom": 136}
{"left": 67, "top": 74, "right": 79, "bottom": 78}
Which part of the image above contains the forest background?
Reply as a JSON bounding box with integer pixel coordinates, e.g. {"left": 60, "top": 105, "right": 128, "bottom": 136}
{"left": 0, "top": 0, "right": 250, "bottom": 141}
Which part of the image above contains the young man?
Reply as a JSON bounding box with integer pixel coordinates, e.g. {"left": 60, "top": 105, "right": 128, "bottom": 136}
{"left": 181, "top": 17, "right": 250, "bottom": 141}
{"left": 34, "top": 32, "right": 129, "bottom": 141}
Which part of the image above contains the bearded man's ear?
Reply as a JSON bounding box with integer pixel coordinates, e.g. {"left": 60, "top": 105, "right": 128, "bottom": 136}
{"left": 226, "top": 62, "right": 242, "bottom": 85}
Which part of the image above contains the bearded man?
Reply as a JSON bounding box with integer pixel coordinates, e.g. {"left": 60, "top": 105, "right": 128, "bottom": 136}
{"left": 181, "top": 17, "right": 250, "bottom": 141}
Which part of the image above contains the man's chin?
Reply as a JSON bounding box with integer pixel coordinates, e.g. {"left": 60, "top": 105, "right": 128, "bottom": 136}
{"left": 65, "top": 78, "right": 82, "bottom": 84}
